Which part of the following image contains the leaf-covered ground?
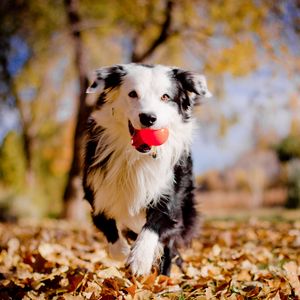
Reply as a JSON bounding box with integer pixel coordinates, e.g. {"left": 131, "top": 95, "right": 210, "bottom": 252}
{"left": 0, "top": 217, "right": 299, "bottom": 300}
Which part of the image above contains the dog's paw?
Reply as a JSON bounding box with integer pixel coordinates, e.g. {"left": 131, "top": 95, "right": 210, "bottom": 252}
{"left": 108, "top": 238, "right": 130, "bottom": 261}
{"left": 126, "top": 229, "right": 159, "bottom": 276}
{"left": 126, "top": 248, "right": 153, "bottom": 276}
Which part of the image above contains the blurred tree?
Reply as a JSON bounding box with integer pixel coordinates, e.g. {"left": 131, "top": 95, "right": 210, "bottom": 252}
{"left": 1, "top": 0, "right": 299, "bottom": 219}
{"left": 286, "top": 161, "right": 300, "bottom": 209}
{"left": 0, "top": 0, "right": 65, "bottom": 185}
{"left": 0, "top": 132, "right": 26, "bottom": 189}
{"left": 276, "top": 135, "right": 300, "bottom": 208}
{"left": 130, "top": 0, "right": 176, "bottom": 62}
{"left": 62, "top": 0, "right": 91, "bottom": 219}
{"left": 276, "top": 135, "right": 300, "bottom": 162}
{"left": 0, "top": 1, "right": 33, "bottom": 184}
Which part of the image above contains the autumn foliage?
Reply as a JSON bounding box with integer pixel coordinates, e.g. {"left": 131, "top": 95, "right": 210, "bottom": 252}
{"left": 0, "top": 217, "right": 300, "bottom": 299}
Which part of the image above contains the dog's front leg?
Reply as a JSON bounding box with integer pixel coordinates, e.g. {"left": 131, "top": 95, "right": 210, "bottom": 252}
{"left": 126, "top": 199, "right": 176, "bottom": 276}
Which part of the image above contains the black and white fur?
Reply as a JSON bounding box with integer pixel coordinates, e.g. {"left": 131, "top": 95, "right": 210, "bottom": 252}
{"left": 83, "top": 63, "right": 211, "bottom": 276}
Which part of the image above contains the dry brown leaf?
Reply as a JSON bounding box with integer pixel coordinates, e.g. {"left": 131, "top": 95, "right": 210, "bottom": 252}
{"left": 142, "top": 270, "right": 157, "bottom": 288}
{"left": 0, "top": 219, "right": 299, "bottom": 299}
{"left": 157, "top": 274, "right": 173, "bottom": 285}
{"left": 270, "top": 291, "right": 281, "bottom": 300}
{"left": 205, "top": 286, "right": 214, "bottom": 298}
{"left": 236, "top": 269, "right": 251, "bottom": 281}
{"left": 283, "top": 261, "right": 300, "bottom": 297}
{"left": 97, "top": 266, "right": 124, "bottom": 279}
{"left": 125, "top": 284, "right": 137, "bottom": 297}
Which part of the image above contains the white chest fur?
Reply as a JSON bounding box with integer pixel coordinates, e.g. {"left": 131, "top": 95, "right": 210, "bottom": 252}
{"left": 90, "top": 145, "right": 174, "bottom": 220}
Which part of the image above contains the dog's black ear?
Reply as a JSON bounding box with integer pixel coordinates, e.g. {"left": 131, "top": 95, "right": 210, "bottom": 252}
{"left": 173, "top": 69, "right": 212, "bottom": 102}
{"left": 87, "top": 65, "right": 127, "bottom": 94}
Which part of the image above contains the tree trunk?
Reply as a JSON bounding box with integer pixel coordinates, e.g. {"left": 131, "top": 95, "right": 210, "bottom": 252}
{"left": 15, "top": 97, "right": 35, "bottom": 185}
{"left": 63, "top": 0, "right": 91, "bottom": 220}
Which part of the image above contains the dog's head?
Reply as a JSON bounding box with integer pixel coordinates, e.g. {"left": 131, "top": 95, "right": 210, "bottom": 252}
{"left": 87, "top": 64, "right": 211, "bottom": 153}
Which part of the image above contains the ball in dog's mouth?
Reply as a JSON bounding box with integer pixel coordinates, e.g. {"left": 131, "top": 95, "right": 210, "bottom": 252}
{"left": 128, "top": 121, "right": 169, "bottom": 153}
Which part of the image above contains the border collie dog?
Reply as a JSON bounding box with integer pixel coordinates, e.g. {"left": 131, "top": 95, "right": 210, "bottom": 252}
{"left": 83, "top": 63, "right": 211, "bottom": 276}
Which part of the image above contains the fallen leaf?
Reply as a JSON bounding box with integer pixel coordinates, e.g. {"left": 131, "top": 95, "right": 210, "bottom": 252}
{"left": 125, "top": 284, "right": 137, "bottom": 297}
{"left": 283, "top": 261, "right": 300, "bottom": 297}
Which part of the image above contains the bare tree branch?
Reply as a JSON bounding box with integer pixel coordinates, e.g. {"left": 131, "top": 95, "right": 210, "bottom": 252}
{"left": 131, "top": 0, "right": 176, "bottom": 62}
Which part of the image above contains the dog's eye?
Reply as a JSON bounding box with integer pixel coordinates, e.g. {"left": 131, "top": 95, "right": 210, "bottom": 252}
{"left": 128, "top": 90, "right": 138, "bottom": 98}
{"left": 161, "top": 94, "right": 170, "bottom": 102}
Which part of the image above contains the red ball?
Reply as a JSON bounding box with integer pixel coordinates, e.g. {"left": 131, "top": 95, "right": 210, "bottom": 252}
{"left": 131, "top": 128, "right": 169, "bottom": 148}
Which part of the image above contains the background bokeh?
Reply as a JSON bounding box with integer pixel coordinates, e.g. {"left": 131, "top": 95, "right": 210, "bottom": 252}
{"left": 1, "top": 0, "right": 300, "bottom": 219}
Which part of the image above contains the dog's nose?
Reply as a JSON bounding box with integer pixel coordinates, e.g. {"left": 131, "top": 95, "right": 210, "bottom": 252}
{"left": 139, "top": 113, "right": 157, "bottom": 127}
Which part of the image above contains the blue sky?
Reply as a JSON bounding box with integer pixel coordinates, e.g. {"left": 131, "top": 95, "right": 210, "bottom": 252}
{"left": 192, "top": 64, "right": 298, "bottom": 174}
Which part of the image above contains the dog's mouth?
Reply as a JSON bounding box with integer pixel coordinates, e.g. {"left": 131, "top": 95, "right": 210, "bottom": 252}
{"left": 128, "top": 121, "right": 152, "bottom": 153}
{"left": 128, "top": 120, "right": 169, "bottom": 155}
